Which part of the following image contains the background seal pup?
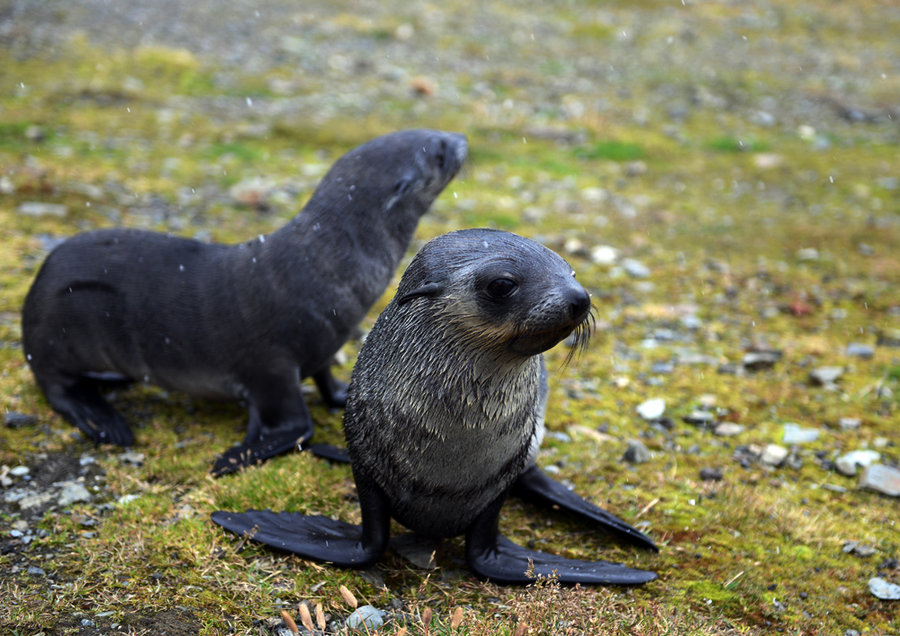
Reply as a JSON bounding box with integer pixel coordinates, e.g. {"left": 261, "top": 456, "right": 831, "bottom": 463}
{"left": 21, "top": 129, "right": 467, "bottom": 476}
{"left": 213, "top": 229, "right": 657, "bottom": 585}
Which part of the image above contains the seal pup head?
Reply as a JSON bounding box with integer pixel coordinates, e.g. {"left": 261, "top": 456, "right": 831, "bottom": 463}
{"left": 310, "top": 129, "right": 468, "bottom": 220}
{"left": 396, "top": 228, "right": 592, "bottom": 358}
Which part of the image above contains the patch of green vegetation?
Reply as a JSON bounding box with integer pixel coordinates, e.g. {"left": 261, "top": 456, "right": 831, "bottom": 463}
{"left": 574, "top": 140, "right": 646, "bottom": 161}
{"left": 705, "top": 136, "right": 771, "bottom": 153}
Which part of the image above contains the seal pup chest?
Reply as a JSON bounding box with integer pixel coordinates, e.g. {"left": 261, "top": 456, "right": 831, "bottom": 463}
{"left": 354, "top": 354, "right": 543, "bottom": 538}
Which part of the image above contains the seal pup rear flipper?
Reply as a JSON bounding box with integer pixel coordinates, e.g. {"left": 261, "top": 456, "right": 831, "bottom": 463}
{"left": 512, "top": 465, "right": 658, "bottom": 552}
{"left": 465, "top": 492, "right": 657, "bottom": 585}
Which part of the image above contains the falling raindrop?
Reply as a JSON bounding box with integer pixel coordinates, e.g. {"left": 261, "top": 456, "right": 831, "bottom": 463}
{"left": 179, "top": 264, "right": 185, "bottom": 272}
{"left": 246, "top": 97, "right": 253, "bottom": 107}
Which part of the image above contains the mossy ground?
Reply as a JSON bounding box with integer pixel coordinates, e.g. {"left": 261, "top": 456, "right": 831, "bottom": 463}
{"left": 1, "top": 1, "right": 898, "bottom": 634}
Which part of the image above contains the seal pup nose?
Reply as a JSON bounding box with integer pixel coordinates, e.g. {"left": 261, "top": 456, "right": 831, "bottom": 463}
{"left": 567, "top": 285, "right": 591, "bottom": 321}
{"left": 450, "top": 133, "right": 469, "bottom": 164}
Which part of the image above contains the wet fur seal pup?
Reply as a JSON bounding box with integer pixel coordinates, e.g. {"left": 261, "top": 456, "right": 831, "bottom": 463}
{"left": 213, "top": 229, "right": 657, "bottom": 585}
{"left": 21, "top": 129, "right": 467, "bottom": 476}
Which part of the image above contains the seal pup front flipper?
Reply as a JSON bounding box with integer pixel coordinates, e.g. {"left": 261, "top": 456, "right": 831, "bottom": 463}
{"left": 42, "top": 375, "right": 134, "bottom": 446}
{"left": 465, "top": 492, "right": 657, "bottom": 585}
{"left": 211, "top": 470, "right": 391, "bottom": 567}
{"left": 512, "top": 465, "right": 658, "bottom": 552}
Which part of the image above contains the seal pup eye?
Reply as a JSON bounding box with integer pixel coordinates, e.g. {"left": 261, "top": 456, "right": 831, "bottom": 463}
{"left": 486, "top": 277, "right": 517, "bottom": 299}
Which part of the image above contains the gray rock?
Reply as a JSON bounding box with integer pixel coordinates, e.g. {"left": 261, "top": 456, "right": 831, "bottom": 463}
{"left": 621, "top": 258, "right": 651, "bottom": 278}
{"left": 4, "top": 412, "right": 37, "bottom": 428}
{"left": 839, "top": 417, "right": 861, "bottom": 431}
{"left": 699, "top": 467, "right": 723, "bottom": 481}
{"left": 809, "top": 366, "right": 844, "bottom": 388}
{"left": 27, "top": 566, "right": 46, "bottom": 576}
{"left": 683, "top": 410, "right": 716, "bottom": 427}
{"left": 859, "top": 464, "right": 900, "bottom": 497}
{"left": 845, "top": 343, "right": 874, "bottom": 359}
{"left": 346, "top": 605, "right": 385, "bottom": 632}
{"left": 590, "top": 244, "right": 619, "bottom": 266}
{"left": 17, "top": 201, "right": 69, "bottom": 217}
{"left": 714, "top": 422, "right": 745, "bottom": 437}
{"left": 868, "top": 577, "right": 900, "bottom": 600}
{"left": 17, "top": 491, "right": 55, "bottom": 510}
{"left": 742, "top": 350, "right": 782, "bottom": 371}
{"left": 623, "top": 439, "right": 651, "bottom": 464}
{"left": 57, "top": 481, "right": 91, "bottom": 506}
{"left": 10, "top": 465, "right": 30, "bottom": 477}
{"left": 636, "top": 398, "right": 665, "bottom": 420}
{"left": 835, "top": 450, "right": 881, "bottom": 476}
{"left": 118, "top": 451, "right": 145, "bottom": 466}
{"left": 760, "top": 444, "right": 789, "bottom": 467}
{"left": 782, "top": 424, "right": 820, "bottom": 444}
{"left": 842, "top": 541, "right": 877, "bottom": 556}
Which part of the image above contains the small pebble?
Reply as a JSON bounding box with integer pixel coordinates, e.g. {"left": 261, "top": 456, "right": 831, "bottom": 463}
{"left": 636, "top": 398, "right": 665, "bottom": 420}
{"left": 590, "top": 245, "right": 619, "bottom": 266}
{"left": 27, "top": 566, "right": 45, "bottom": 576}
{"left": 835, "top": 450, "right": 880, "bottom": 476}
{"left": 699, "top": 467, "right": 723, "bottom": 481}
{"left": 4, "top": 412, "right": 37, "bottom": 428}
{"left": 621, "top": 258, "right": 651, "bottom": 278}
{"left": 760, "top": 444, "right": 788, "bottom": 467}
{"left": 845, "top": 343, "right": 874, "bottom": 359}
{"left": 809, "top": 366, "right": 844, "bottom": 388}
{"left": 346, "top": 605, "right": 384, "bottom": 632}
{"left": 57, "top": 482, "right": 91, "bottom": 506}
{"left": 782, "top": 424, "right": 820, "bottom": 444}
{"left": 118, "top": 451, "right": 145, "bottom": 466}
{"left": 623, "top": 439, "right": 651, "bottom": 464}
{"left": 859, "top": 464, "right": 900, "bottom": 497}
{"left": 18, "top": 201, "right": 69, "bottom": 217}
{"left": 714, "top": 422, "right": 745, "bottom": 437}
{"left": 683, "top": 410, "right": 715, "bottom": 427}
{"left": 868, "top": 577, "right": 900, "bottom": 600}
{"left": 742, "top": 350, "right": 781, "bottom": 371}
{"left": 838, "top": 417, "right": 861, "bottom": 431}
{"left": 10, "top": 465, "right": 30, "bottom": 477}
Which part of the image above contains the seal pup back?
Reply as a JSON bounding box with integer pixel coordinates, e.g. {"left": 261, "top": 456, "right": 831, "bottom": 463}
{"left": 22, "top": 129, "right": 467, "bottom": 474}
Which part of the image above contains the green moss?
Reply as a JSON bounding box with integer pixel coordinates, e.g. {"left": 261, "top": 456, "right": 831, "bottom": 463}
{"left": 574, "top": 140, "right": 646, "bottom": 161}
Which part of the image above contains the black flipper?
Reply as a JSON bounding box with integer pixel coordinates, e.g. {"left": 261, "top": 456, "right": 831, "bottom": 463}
{"left": 512, "top": 465, "right": 658, "bottom": 552}
{"left": 308, "top": 443, "right": 350, "bottom": 463}
{"left": 44, "top": 375, "right": 134, "bottom": 446}
{"left": 211, "top": 429, "right": 305, "bottom": 477}
{"left": 465, "top": 492, "right": 657, "bottom": 586}
{"left": 211, "top": 468, "right": 391, "bottom": 568}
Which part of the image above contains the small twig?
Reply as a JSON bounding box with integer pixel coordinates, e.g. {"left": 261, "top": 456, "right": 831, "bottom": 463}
{"left": 636, "top": 497, "right": 660, "bottom": 518}
{"left": 724, "top": 571, "right": 744, "bottom": 589}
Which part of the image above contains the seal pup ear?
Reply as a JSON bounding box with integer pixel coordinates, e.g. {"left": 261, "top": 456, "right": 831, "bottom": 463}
{"left": 397, "top": 282, "right": 443, "bottom": 305}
